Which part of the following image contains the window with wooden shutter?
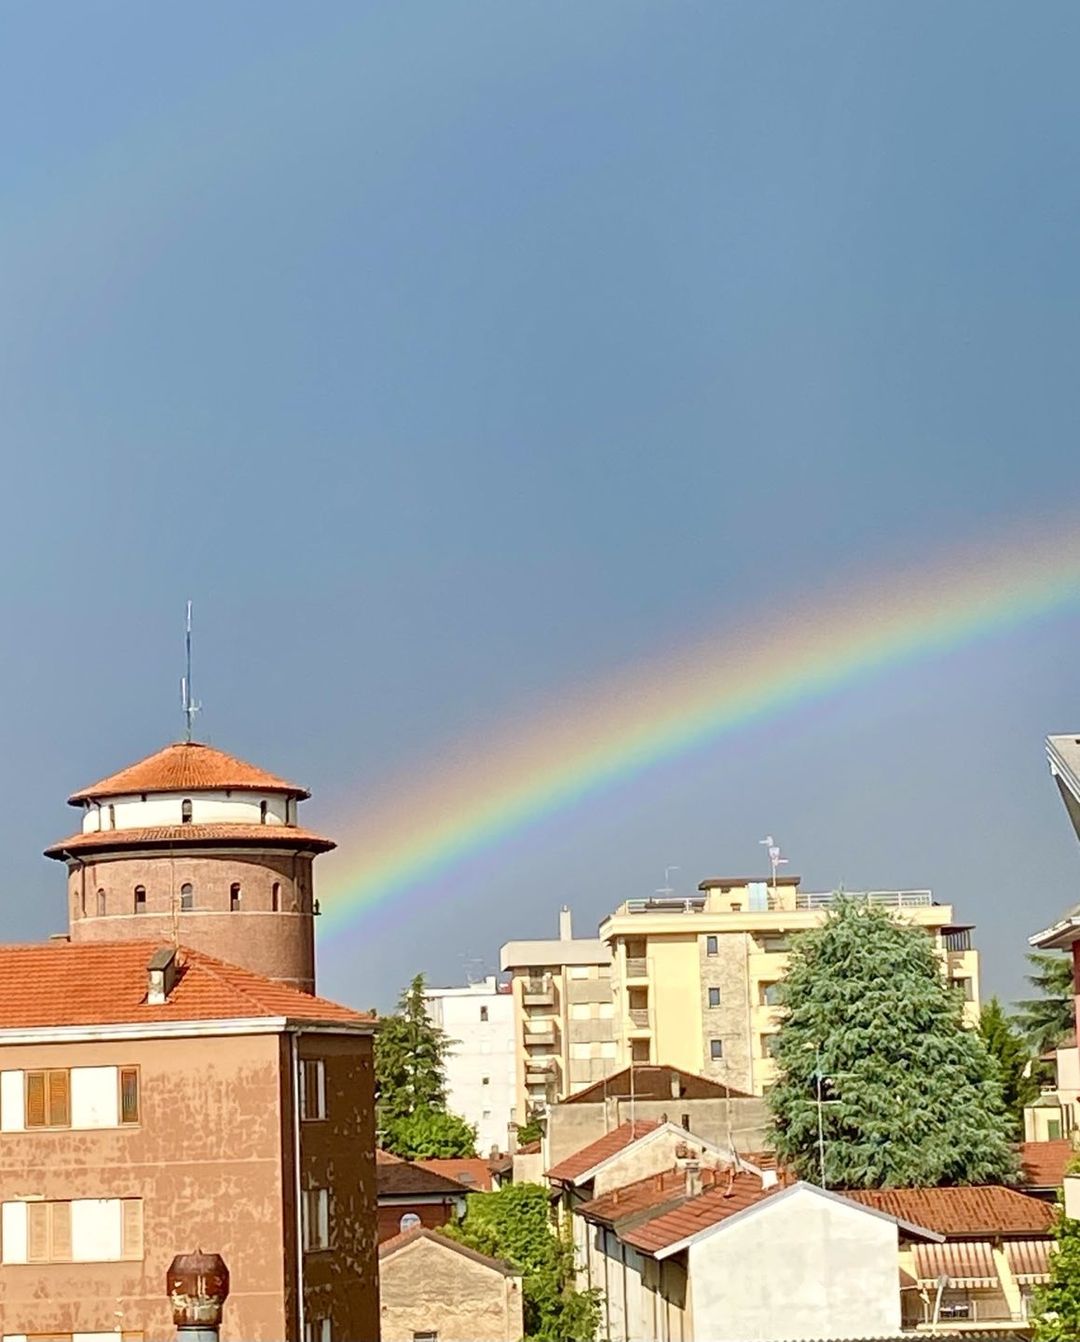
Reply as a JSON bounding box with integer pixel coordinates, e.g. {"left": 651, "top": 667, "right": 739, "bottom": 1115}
{"left": 301, "top": 1060, "right": 325, "bottom": 1121}
{"left": 50, "top": 1200, "right": 72, "bottom": 1260}
{"left": 47, "top": 1069, "right": 70, "bottom": 1126}
{"left": 121, "top": 1198, "right": 144, "bottom": 1260}
{"left": 120, "top": 1067, "right": 140, "bottom": 1124}
{"left": 27, "top": 1201, "right": 49, "bottom": 1261}
{"left": 25, "top": 1071, "right": 46, "bottom": 1127}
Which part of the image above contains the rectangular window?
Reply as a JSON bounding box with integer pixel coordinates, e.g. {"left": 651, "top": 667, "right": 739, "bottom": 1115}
{"left": 759, "top": 982, "right": 782, "bottom": 1007}
{"left": 301, "top": 1060, "right": 326, "bottom": 1121}
{"left": 302, "top": 1188, "right": 330, "bottom": 1250}
{"left": 760, "top": 934, "right": 792, "bottom": 954}
{"left": 1048, "top": 1118, "right": 1063, "bottom": 1141}
{"left": 121, "top": 1198, "right": 144, "bottom": 1259}
{"left": 710, "top": 1039, "right": 723, "bottom": 1060}
{"left": 413, "top": 1333, "right": 439, "bottom": 1342}
{"left": 681, "top": 1113, "right": 691, "bottom": 1131}
{"left": 707, "top": 987, "right": 720, "bottom": 1008}
{"left": 120, "top": 1067, "right": 140, "bottom": 1125}
{"left": 480, "top": 1005, "right": 489, "bottom": 1021}
{"left": 705, "top": 936, "right": 718, "bottom": 956}
{"left": 26, "top": 1070, "right": 70, "bottom": 1129}
{"left": 27, "top": 1200, "right": 72, "bottom": 1262}
{"left": 761, "top": 1034, "right": 782, "bottom": 1059}
{"left": 304, "top": 1321, "right": 332, "bottom": 1342}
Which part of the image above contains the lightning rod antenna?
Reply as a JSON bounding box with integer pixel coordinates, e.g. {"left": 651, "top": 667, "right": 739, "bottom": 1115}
{"left": 181, "top": 601, "right": 201, "bottom": 742}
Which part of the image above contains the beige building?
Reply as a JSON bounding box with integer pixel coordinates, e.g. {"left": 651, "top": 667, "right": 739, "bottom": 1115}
{"left": 379, "top": 1226, "right": 523, "bottom": 1342}
{"left": 500, "top": 908, "right": 616, "bottom": 1122}
{"left": 600, "top": 876, "right": 981, "bottom": 1096}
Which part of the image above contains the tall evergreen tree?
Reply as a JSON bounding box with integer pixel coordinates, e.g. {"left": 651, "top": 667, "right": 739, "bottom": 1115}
{"left": 1015, "top": 952, "right": 1075, "bottom": 1056}
{"left": 375, "top": 973, "right": 451, "bottom": 1124}
{"left": 768, "top": 899, "right": 1015, "bottom": 1188}
{"left": 979, "top": 997, "right": 1038, "bottom": 1137}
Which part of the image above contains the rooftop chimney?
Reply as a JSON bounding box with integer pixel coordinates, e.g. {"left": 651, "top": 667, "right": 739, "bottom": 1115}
{"left": 684, "top": 1159, "right": 702, "bottom": 1198}
{"left": 148, "top": 947, "right": 178, "bottom": 1005}
{"left": 559, "top": 906, "right": 573, "bottom": 940}
{"left": 167, "top": 1250, "right": 229, "bottom": 1339}
{"left": 760, "top": 1169, "right": 779, "bottom": 1190}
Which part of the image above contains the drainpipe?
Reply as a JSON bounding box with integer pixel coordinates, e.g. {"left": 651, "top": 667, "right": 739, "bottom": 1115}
{"left": 291, "top": 1031, "right": 306, "bottom": 1342}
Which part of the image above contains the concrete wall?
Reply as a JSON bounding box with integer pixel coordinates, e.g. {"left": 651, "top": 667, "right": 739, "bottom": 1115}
{"left": 82, "top": 790, "right": 292, "bottom": 833}
{"left": 546, "top": 1096, "right": 770, "bottom": 1170}
{"left": 425, "top": 979, "right": 517, "bottom": 1155}
{"left": 379, "top": 1235, "right": 524, "bottom": 1342}
{"left": 66, "top": 848, "right": 316, "bottom": 991}
{"left": 688, "top": 1186, "right": 902, "bottom": 1342}
{"left": 699, "top": 932, "right": 753, "bottom": 1094}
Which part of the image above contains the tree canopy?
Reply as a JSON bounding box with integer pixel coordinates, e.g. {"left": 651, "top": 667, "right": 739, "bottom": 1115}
{"left": 445, "top": 1182, "right": 599, "bottom": 1342}
{"left": 767, "top": 898, "right": 1015, "bottom": 1188}
{"left": 1015, "top": 952, "right": 1075, "bottom": 1057}
{"left": 1033, "top": 1154, "right": 1080, "bottom": 1342}
{"left": 979, "top": 997, "right": 1038, "bottom": 1138}
{"left": 381, "top": 1107, "right": 477, "bottom": 1159}
{"left": 375, "top": 973, "right": 451, "bottom": 1124}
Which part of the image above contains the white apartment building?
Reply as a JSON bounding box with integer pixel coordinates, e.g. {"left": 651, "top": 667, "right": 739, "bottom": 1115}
{"left": 424, "top": 976, "right": 517, "bottom": 1156}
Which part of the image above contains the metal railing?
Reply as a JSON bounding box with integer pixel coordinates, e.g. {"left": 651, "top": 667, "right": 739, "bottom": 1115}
{"left": 943, "top": 929, "right": 973, "bottom": 952}
{"left": 795, "top": 889, "right": 933, "bottom": 910}
{"left": 625, "top": 896, "right": 707, "bottom": 914}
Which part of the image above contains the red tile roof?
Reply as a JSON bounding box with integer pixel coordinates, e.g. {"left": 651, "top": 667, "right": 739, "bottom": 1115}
{"left": 417, "top": 1158, "right": 494, "bottom": 1191}
{"left": 377, "top": 1225, "right": 519, "bottom": 1275}
{"left": 375, "top": 1151, "right": 474, "bottom": 1198}
{"left": 579, "top": 1165, "right": 737, "bottom": 1226}
{"left": 547, "top": 1120, "right": 660, "bottom": 1183}
{"left": 563, "top": 1063, "right": 754, "bottom": 1104}
{"left": 843, "top": 1186, "right": 1054, "bottom": 1237}
{"left": 0, "top": 941, "right": 371, "bottom": 1030}
{"left": 619, "top": 1171, "right": 781, "bottom": 1253}
{"left": 68, "top": 741, "right": 309, "bottom": 804}
{"left": 45, "top": 822, "right": 335, "bottom": 858}
{"left": 1020, "top": 1140, "right": 1075, "bottom": 1189}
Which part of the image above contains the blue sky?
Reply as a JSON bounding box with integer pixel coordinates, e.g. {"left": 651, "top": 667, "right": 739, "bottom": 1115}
{"left": 3, "top": 2, "right": 1080, "bottom": 1010}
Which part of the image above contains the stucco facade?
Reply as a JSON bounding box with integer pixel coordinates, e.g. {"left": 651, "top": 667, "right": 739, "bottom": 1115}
{"left": 379, "top": 1230, "right": 523, "bottom": 1342}
{"left": 424, "top": 977, "right": 516, "bottom": 1155}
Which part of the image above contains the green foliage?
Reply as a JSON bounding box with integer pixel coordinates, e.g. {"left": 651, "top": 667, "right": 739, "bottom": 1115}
{"left": 979, "top": 997, "right": 1039, "bottom": 1137}
{"left": 767, "top": 898, "right": 1016, "bottom": 1189}
{"left": 381, "top": 1107, "right": 478, "bottom": 1159}
{"left": 376, "top": 973, "right": 451, "bottom": 1123}
{"left": 1015, "top": 952, "right": 1076, "bottom": 1056}
{"left": 445, "top": 1182, "right": 600, "bottom": 1342}
{"left": 515, "top": 1116, "right": 544, "bottom": 1147}
{"left": 1033, "top": 1188, "right": 1080, "bottom": 1341}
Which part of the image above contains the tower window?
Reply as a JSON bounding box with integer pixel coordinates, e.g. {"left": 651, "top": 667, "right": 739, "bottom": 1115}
{"left": 134, "top": 885, "right": 146, "bottom": 913}
{"left": 480, "top": 1005, "right": 489, "bottom": 1022}
{"left": 181, "top": 799, "right": 193, "bottom": 824}
{"left": 96, "top": 888, "right": 106, "bottom": 917}
{"left": 180, "top": 883, "right": 194, "bottom": 911}
{"left": 260, "top": 800, "right": 268, "bottom": 824}
{"left": 710, "top": 1038, "right": 724, "bottom": 1060}
{"left": 230, "top": 883, "right": 241, "bottom": 912}
{"left": 272, "top": 882, "right": 281, "bottom": 912}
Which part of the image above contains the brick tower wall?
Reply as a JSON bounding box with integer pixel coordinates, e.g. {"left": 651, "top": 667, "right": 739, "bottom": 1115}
{"left": 65, "top": 848, "right": 318, "bottom": 993}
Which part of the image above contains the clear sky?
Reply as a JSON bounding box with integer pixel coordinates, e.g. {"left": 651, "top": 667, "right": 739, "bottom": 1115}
{"left": 3, "top": 2, "right": 1080, "bottom": 1011}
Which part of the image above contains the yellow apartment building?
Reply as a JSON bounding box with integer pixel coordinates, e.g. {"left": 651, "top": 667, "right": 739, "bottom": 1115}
{"left": 599, "top": 876, "right": 980, "bottom": 1096}
{"left": 500, "top": 907, "right": 617, "bottom": 1123}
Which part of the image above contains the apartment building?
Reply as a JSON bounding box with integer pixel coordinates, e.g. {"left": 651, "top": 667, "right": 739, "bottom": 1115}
{"left": 0, "top": 940, "right": 378, "bottom": 1342}
{"left": 600, "top": 876, "right": 981, "bottom": 1096}
{"left": 500, "top": 908, "right": 616, "bottom": 1122}
{"left": 424, "top": 976, "right": 516, "bottom": 1155}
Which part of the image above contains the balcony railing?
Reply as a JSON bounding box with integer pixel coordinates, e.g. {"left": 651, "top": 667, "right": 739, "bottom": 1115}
{"left": 525, "top": 1055, "right": 558, "bottom": 1074}
{"left": 625, "top": 956, "right": 648, "bottom": 979}
{"left": 624, "top": 896, "right": 708, "bottom": 914}
{"left": 795, "top": 889, "right": 933, "bottom": 910}
{"left": 523, "top": 977, "right": 555, "bottom": 1005}
{"left": 628, "top": 1008, "right": 650, "bottom": 1028}
{"left": 943, "top": 929, "right": 973, "bottom": 952}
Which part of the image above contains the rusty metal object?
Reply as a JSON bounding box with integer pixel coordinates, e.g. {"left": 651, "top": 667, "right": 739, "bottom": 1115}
{"left": 167, "top": 1251, "right": 230, "bottom": 1330}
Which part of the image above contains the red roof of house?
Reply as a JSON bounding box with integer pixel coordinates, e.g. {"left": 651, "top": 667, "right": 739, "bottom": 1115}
{"left": 843, "top": 1186, "right": 1054, "bottom": 1237}
{"left": 377, "top": 1225, "right": 519, "bottom": 1275}
{"left": 0, "top": 941, "right": 371, "bottom": 1030}
{"left": 1020, "top": 1140, "right": 1075, "bottom": 1189}
{"left": 546, "top": 1120, "right": 660, "bottom": 1183}
{"left": 68, "top": 741, "right": 309, "bottom": 804}
{"left": 417, "top": 1158, "right": 494, "bottom": 1191}
{"left": 619, "top": 1171, "right": 781, "bottom": 1253}
{"left": 375, "top": 1151, "right": 474, "bottom": 1198}
{"left": 579, "top": 1165, "right": 737, "bottom": 1226}
{"left": 563, "top": 1063, "right": 754, "bottom": 1105}
{"left": 45, "top": 822, "right": 335, "bottom": 858}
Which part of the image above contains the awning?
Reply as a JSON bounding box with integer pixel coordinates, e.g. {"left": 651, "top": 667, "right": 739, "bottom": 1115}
{"left": 913, "top": 1240, "right": 999, "bottom": 1288}
{"left": 1004, "top": 1238, "right": 1053, "bottom": 1284}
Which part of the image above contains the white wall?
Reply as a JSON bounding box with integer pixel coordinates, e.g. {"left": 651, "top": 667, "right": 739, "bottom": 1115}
{"left": 425, "top": 978, "right": 516, "bottom": 1155}
{"left": 687, "top": 1186, "right": 902, "bottom": 1342}
{"left": 82, "top": 789, "right": 292, "bottom": 833}
{"left": 0, "top": 1071, "right": 24, "bottom": 1132}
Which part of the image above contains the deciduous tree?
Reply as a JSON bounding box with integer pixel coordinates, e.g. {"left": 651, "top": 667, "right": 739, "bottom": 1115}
{"left": 768, "top": 898, "right": 1015, "bottom": 1188}
{"left": 382, "top": 1107, "right": 478, "bottom": 1159}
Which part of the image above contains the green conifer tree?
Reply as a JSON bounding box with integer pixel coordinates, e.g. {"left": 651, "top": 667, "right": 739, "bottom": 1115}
{"left": 1015, "top": 952, "right": 1076, "bottom": 1056}
{"left": 768, "top": 898, "right": 1015, "bottom": 1188}
{"left": 375, "top": 973, "right": 451, "bottom": 1124}
{"left": 979, "top": 997, "right": 1038, "bottom": 1138}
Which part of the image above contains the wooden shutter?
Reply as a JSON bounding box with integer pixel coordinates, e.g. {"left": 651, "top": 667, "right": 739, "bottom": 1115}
{"left": 317, "top": 1188, "right": 329, "bottom": 1249}
{"left": 120, "top": 1067, "right": 140, "bottom": 1124}
{"left": 122, "top": 1198, "right": 144, "bottom": 1260}
{"left": 25, "top": 1071, "right": 46, "bottom": 1127}
{"left": 50, "top": 1200, "right": 72, "bottom": 1260}
{"left": 300, "top": 1189, "right": 310, "bottom": 1250}
{"left": 47, "top": 1069, "right": 70, "bottom": 1126}
{"left": 27, "top": 1201, "right": 49, "bottom": 1261}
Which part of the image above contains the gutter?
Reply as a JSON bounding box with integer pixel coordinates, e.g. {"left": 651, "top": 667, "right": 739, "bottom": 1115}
{"left": 291, "top": 1029, "right": 306, "bottom": 1342}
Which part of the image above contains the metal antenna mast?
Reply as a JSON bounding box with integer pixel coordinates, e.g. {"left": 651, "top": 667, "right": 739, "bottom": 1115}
{"left": 180, "top": 601, "right": 201, "bottom": 742}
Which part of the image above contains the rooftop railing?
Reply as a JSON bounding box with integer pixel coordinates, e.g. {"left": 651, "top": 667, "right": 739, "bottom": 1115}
{"left": 795, "top": 890, "right": 933, "bottom": 910}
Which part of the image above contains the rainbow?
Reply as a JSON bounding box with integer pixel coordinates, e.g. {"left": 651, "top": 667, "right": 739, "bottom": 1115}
{"left": 320, "top": 519, "right": 1080, "bottom": 935}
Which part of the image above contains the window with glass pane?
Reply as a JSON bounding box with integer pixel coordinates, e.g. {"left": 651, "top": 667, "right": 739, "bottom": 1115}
{"left": 120, "top": 1067, "right": 140, "bottom": 1124}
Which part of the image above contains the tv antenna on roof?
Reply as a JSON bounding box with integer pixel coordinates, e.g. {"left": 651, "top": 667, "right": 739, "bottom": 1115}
{"left": 759, "top": 835, "right": 788, "bottom": 896}
{"left": 180, "top": 601, "right": 201, "bottom": 742}
{"left": 655, "top": 865, "right": 681, "bottom": 897}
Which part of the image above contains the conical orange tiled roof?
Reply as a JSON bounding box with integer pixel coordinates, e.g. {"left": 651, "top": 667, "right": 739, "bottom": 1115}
{"left": 67, "top": 741, "right": 310, "bottom": 805}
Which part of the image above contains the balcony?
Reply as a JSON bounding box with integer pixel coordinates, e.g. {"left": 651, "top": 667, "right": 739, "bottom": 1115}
{"left": 625, "top": 956, "right": 649, "bottom": 980}
{"left": 624, "top": 895, "right": 708, "bottom": 915}
{"left": 524, "top": 1018, "right": 557, "bottom": 1042}
{"left": 943, "top": 927, "right": 974, "bottom": 952}
{"left": 795, "top": 889, "right": 933, "bottom": 910}
{"left": 525, "top": 1055, "right": 558, "bottom": 1075}
{"left": 523, "top": 977, "right": 555, "bottom": 1006}
{"left": 628, "top": 1007, "right": 651, "bottom": 1029}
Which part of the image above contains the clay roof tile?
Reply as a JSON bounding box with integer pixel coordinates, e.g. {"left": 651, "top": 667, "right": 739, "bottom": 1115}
{"left": 68, "top": 741, "right": 309, "bottom": 805}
